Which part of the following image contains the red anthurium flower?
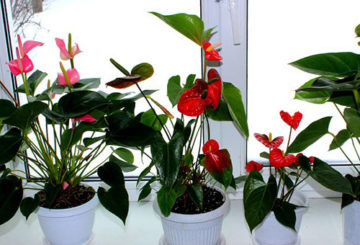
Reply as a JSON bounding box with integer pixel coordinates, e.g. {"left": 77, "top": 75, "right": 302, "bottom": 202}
{"left": 55, "top": 38, "right": 81, "bottom": 60}
{"left": 269, "top": 148, "right": 296, "bottom": 169}
{"left": 73, "top": 114, "right": 96, "bottom": 123}
{"left": 280, "top": 111, "right": 303, "bottom": 130}
{"left": 178, "top": 79, "right": 210, "bottom": 116}
{"left": 203, "top": 42, "right": 223, "bottom": 61}
{"left": 245, "top": 161, "right": 264, "bottom": 173}
{"left": 202, "top": 139, "right": 232, "bottom": 174}
{"left": 57, "top": 68, "right": 80, "bottom": 86}
{"left": 206, "top": 69, "right": 222, "bottom": 110}
{"left": 309, "top": 156, "right": 315, "bottom": 163}
{"left": 254, "top": 133, "right": 284, "bottom": 149}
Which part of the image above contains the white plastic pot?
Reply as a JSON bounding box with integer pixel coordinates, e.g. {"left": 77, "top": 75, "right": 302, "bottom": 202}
{"left": 252, "top": 191, "right": 308, "bottom": 245}
{"left": 37, "top": 193, "right": 99, "bottom": 245}
{"left": 153, "top": 187, "right": 230, "bottom": 245}
{"left": 343, "top": 199, "right": 360, "bottom": 245}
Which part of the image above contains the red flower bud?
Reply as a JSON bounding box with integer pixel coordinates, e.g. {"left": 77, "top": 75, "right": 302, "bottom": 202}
{"left": 245, "top": 161, "right": 264, "bottom": 172}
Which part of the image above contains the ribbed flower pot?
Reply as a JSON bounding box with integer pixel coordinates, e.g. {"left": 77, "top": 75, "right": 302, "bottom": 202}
{"left": 343, "top": 199, "right": 360, "bottom": 245}
{"left": 153, "top": 187, "right": 230, "bottom": 245}
{"left": 252, "top": 191, "right": 308, "bottom": 245}
{"left": 37, "top": 194, "right": 98, "bottom": 245}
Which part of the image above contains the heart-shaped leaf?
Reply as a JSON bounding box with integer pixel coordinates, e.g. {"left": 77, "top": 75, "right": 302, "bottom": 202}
{"left": 98, "top": 186, "right": 129, "bottom": 224}
{"left": 0, "top": 128, "right": 23, "bottom": 165}
{"left": 0, "top": 175, "right": 22, "bottom": 225}
{"left": 20, "top": 195, "right": 40, "bottom": 220}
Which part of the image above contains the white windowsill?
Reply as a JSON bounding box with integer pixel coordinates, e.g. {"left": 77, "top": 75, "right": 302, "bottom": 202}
{"left": 0, "top": 198, "right": 344, "bottom": 244}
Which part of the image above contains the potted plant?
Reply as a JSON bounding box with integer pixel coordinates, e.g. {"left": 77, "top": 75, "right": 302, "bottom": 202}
{"left": 244, "top": 109, "right": 353, "bottom": 245}
{"left": 0, "top": 34, "right": 148, "bottom": 243}
{"left": 105, "top": 12, "right": 248, "bottom": 245}
{"left": 289, "top": 24, "right": 360, "bottom": 245}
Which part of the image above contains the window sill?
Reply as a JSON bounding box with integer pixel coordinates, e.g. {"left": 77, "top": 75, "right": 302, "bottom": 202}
{"left": 0, "top": 198, "right": 343, "bottom": 244}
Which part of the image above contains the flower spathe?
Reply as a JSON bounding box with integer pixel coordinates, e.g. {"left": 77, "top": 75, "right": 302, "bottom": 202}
{"left": 201, "top": 139, "right": 232, "bottom": 188}
{"left": 57, "top": 68, "right": 80, "bottom": 86}
{"left": 269, "top": 148, "right": 296, "bottom": 169}
{"left": 280, "top": 111, "right": 303, "bottom": 130}
{"left": 203, "top": 42, "right": 222, "bottom": 61}
{"left": 7, "top": 35, "right": 43, "bottom": 76}
{"left": 246, "top": 161, "right": 264, "bottom": 173}
{"left": 73, "top": 114, "right": 96, "bottom": 123}
{"left": 177, "top": 69, "right": 222, "bottom": 116}
{"left": 55, "top": 38, "right": 81, "bottom": 60}
{"left": 254, "top": 133, "right": 283, "bottom": 149}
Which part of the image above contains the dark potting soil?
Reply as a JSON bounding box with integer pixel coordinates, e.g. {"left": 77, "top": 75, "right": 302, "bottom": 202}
{"left": 38, "top": 185, "right": 95, "bottom": 209}
{"left": 171, "top": 186, "right": 225, "bottom": 214}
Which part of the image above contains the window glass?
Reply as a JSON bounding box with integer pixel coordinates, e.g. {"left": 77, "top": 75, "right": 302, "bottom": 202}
{"left": 248, "top": 0, "right": 360, "bottom": 164}
{"left": 8, "top": 0, "right": 201, "bottom": 177}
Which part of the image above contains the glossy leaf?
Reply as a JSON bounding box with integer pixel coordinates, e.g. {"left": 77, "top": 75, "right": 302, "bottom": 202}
{"left": 0, "top": 174, "right": 22, "bottom": 225}
{"left": 0, "top": 100, "right": 16, "bottom": 120}
{"left": 273, "top": 201, "right": 297, "bottom": 230}
{"left": 297, "top": 77, "right": 360, "bottom": 92}
{"left": 290, "top": 52, "right": 360, "bottom": 76}
{"left": 244, "top": 173, "right": 277, "bottom": 231}
{"left": 344, "top": 108, "right": 360, "bottom": 137}
{"left": 4, "top": 101, "right": 48, "bottom": 130}
{"left": 206, "top": 100, "right": 232, "bottom": 121}
{"left": 287, "top": 117, "right": 332, "bottom": 153}
{"left": 140, "top": 109, "right": 168, "bottom": 131}
{"left": 222, "top": 82, "right": 249, "bottom": 138}
{"left": 17, "top": 70, "right": 47, "bottom": 95}
{"left": 329, "top": 129, "right": 352, "bottom": 150}
{"left": 44, "top": 183, "right": 61, "bottom": 208}
{"left": 137, "top": 161, "right": 155, "bottom": 185}
{"left": 20, "top": 195, "right": 39, "bottom": 220}
{"left": 58, "top": 91, "right": 107, "bottom": 117}
{"left": 98, "top": 161, "right": 125, "bottom": 187}
{"left": 109, "top": 155, "right": 137, "bottom": 173}
{"left": 150, "top": 12, "right": 204, "bottom": 45}
{"left": 138, "top": 176, "right": 156, "bottom": 201}
{"left": 113, "top": 148, "right": 134, "bottom": 164}
{"left": 0, "top": 128, "right": 23, "bottom": 165}
{"left": 187, "top": 182, "right": 203, "bottom": 208}
{"left": 98, "top": 186, "right": 129, "bottom": 224}
{"left": 294, "top": 78, "right": 331, "bottom": 104}
{"left": 157, "top": 184, "right": 186, "bottom": 217}
{"left": 167, "top": 75, "right": 182, "bottom": 107}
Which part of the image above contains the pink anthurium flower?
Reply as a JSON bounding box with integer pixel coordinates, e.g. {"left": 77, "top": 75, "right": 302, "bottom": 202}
{"left": 55, "top": 38, "right": 81, "bottom": 60}
{"left": 7, "top": 35, "right": 43, "bottom": 76}
{"left": 73, "top": 114, "right": 96, "bottom": 123}
{"left": 57, "top": 68, "right": 80, "bottom": 86}
{"left": 62, "top": 181, "right": 70, "bottom": 190}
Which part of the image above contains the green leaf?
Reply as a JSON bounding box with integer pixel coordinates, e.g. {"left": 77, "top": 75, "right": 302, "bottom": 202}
{"left": 4, "top": 101, "right": 48, "bottom": 130}
{"left": 98, "top": 186, "right": 129, "bottom": 224}
{"left": 222, "top": 82, "right": 249, "bottom": 138}
{"left": 113, "top": 148, "right": 134, "bottom": 164}
{"left": 329, "top": 129, "right": 352, "bottom": 150}
{"left": 58, "top": 91, "right": 108, "bottom": 117}
{"left": 287, "top": 117, "right": 332, "bottom": 153}
{"left": 44, "top": 183, "right": 61, "bottom": 208}
{"left": 0, "top": 99, "right": 16, "bottom": 120}
{"left": 295, "top": 78, "right": 331, "bottom": 104}
{"left": 84, "top": 136, "right": 105, "bottom": 147}
{"left": 187, "top": 183, "right": 203, "bottom": 208}
{"left": 356, "top": 24, "right": 360, "bottom": 37}
{"left": 234, "top": 175, "right": 247, "bottom": 184}
{"left": 20, "top": 195, "right": 40, "bottom": 220}
{"left": 150, "top": 12, "right": 204, "bottom": 45}
{"left": 110, "top": 58, "right": 130, "bottom": 76}
{"left": 344, "top": 108, "right": 360, "bottom": 137}
{"left": 0, "top": 128, "right": 23, "bottom": 165}
{"left": 157, "top": 184, "right": 186, "bottom": 217}
{"left": 260, "top": 151, "right": 269, "bottom": 159}
{"left": 207, "top": 100, "right": 232, "bottom": 121}
{"left": 273, "top": 201, "right": 297, "bottom": 230}
{"left": 167, "top": 75, "right": 182, "bottom": 107}
{"left": 290, "top": 52, "right": 360, "bottom": 76}
{"left": 98, "top": 161, "right": 125, "bottom": 187}
{"left": 109, "top": 155, "right": 137, "bottom": 173}
{"left": 140, "top": 109, "right": 168, "bottom": 131}
{"left": 202, "top": 27, "right": 215, "bottom": 41}
{"left": 244, "top": 173, "right": 277, "bottom": 231}
{"left": 131, "top": 63, "right": 154, "bottom": 81}
{"left": 137, "top": 161, "right": 155, "bottom": 185}
{"left": 138, "top": 176, "right": 156, "bottom": 201}
{"left": 299, "top": 156, "right": 353, "bottom": 195}
{"left": 17, "top": 70, "right": 47, "bottom": 95}
{"left": 283, "top": 174, "right": 294, "bottom": 189}
{"left": 185, "top": 74, "right": 196, "bottom": 89}
{"left": 0, "top": 175, "right": 22, "bottom": 225}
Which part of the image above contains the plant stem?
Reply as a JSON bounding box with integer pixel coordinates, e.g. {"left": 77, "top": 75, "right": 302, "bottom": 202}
{"left": 0, "top": 79, "right": 19, "bottom": 107}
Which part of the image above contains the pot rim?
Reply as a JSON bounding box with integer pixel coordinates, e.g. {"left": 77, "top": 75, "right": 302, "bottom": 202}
{"left": 37, "top": 188, "right": 98, "bottom": 217}
{"left": 153, "top": 186, "right": 230, "bottom": 223}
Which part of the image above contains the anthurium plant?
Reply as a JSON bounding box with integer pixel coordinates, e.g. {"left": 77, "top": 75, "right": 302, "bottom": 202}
{"left": 244, "top": 110, "right": 351, "bottom": 231}
{"left": 290, "top": 24, "right": 360, "bottom": 208}
{"left": 0, "top": 34, "right": 155, "bottom": 224}
{"left": 106, "top": 12, "right": 248, "bottom": 217}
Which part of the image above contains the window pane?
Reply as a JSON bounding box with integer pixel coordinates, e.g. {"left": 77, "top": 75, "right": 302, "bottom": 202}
{"left": 248, "top": 0, "right": 360, "bottom": 164}
{"left": 8, "top": 0, "right": 201, "bottom": 177}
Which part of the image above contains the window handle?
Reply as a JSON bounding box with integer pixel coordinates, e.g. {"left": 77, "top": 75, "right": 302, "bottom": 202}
{"left": 228, "top": 0, "right": 241, "bottom": 45}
